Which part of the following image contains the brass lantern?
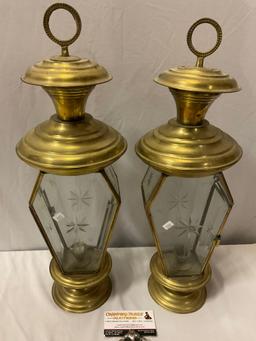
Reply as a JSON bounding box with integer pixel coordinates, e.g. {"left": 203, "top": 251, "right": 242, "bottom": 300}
{"left": 136, "top": 18, "right": 242, "bottom": 313}
{"left": 16, "top": 4, "right": 127, "bottom": 313}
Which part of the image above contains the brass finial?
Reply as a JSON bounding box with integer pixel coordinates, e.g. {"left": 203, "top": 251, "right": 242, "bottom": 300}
{"left": 187, "top": 18, "right": 222, "bottom": 67}
{"left": 43, "top": 3, "right": 82, "bottom": 57}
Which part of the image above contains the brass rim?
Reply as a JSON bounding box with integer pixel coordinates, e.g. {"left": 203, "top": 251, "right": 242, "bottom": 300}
{"left": 148, "top": 275, "right": 207, "bottom": 313}
{"left": 16, "top": 114, "right": 127, "bottom": 175}
{"left": 135, "top": 119, "right": 242, "bottom": 177}
{"left": 49, "top": 252, "right": 112, "bottom": 289}
{"left": 50, "top": 255, "right": 113, "bottom": 313}
{"left": 52, "top": 277, "right": 112, "bottom": 313}
{"left": 150, "top": 253, "right": 212, "bottom": 292}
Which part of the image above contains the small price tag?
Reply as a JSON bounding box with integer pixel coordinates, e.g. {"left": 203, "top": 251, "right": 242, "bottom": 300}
{"left": 162, "top": 221, "right": 174, "bottom": 230}
{"left": 104, "top": 310, "right": 156, "bottom": 337}
{"left": 53, "top": 212, "right": 65, "bottom": 222}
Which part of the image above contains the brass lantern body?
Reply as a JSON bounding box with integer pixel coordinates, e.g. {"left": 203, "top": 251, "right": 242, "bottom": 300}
{"left": 136, "top": 18, "right": 242, "bottom": 313}
{"left": 16, "top": 4, "right": 127, "bottom": 313}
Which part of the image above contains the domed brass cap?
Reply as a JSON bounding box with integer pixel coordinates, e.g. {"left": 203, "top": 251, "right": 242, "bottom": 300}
{"left": 22, "top": 56, "right": 112, "bottom": 88}
{"left": 155, "top": 18, "right": 239, "bottom": 93}
{"left": 17, "top": 114, "right": 127, "bottom": 175}
{"left": 136, "top": 18, "right": 242, "bottom": 176}
{"left": 22, "top": 4, "right": 111, "bottom": 88}
{"left": 155, "top": 66, "right": 239, "bottom": 93}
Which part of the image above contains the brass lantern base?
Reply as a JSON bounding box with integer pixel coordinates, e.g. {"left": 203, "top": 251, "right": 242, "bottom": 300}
{"left": 49, "top": 252, "right": 112, "bottom": 313}
{"left": 148, "top": 253, "right": 212, "bottom": 314}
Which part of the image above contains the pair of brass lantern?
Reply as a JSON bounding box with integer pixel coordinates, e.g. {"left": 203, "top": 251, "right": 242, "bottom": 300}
{"left": 136, "top": 18, "right": 242, "bottom": 313}
{"left": 16, "top": 3, "right": 127, "bottom": 313}
{"left": 17, "top": 3, "right": 241, "bottom": 314}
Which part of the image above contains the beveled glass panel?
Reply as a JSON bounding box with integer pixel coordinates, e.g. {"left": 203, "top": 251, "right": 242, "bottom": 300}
{"left": 105, "top": 166, "right": 120, "bottom": 195}
{"left": 142, "top": 167, "right": 162, "bottom": 203}
{"left": 31, "top": 172, "right": 119, "bottom": 274}
{"left": 150, "top": 173, "right": 232, "bottom": 277}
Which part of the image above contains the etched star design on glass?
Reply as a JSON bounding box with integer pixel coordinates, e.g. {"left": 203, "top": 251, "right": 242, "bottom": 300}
{"left": 142, "top": 167, "right": 233, "bottom": 277}
{"left": 68, "top": 189, "right": 92, "bottom": 210}
{"left": 169, "top": 193, "right": 189, "bottom": 211}
{"left": 66, "top": 217, "right": 89, "bottom": 234}
{"left": 174, "top": 217, "right": 201, "bottom": 240}
{"left": 29, "top": 168, "right": 120, "bottom": 275}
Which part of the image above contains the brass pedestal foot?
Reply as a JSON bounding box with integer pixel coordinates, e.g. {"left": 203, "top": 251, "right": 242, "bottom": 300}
{"left": 49, "top": 252, "right": 112, "bottom": 313}
{"left": 148, "top": 253, "right": 212, "bottom": 313}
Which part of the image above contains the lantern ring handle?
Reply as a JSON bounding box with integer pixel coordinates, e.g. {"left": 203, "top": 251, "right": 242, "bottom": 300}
{"left": 43, "top": 3, "right": 82, "bottom": 56}
{"left": 187, "top": 18, "right": 222, "bottom": 67}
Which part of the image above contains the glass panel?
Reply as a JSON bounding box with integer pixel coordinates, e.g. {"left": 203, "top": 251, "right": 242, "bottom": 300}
{"left": 105, "top": 166, "right": 120, "bottom": 195}
{"left": 195, "top": 175, "right": 232, "bottom": 266}
{"left": 32, "top": 187, "right": 64, "bottom": 258}
{"left": 142, "top": 167, "right": 162, "bottom": 203}
{"left": 31, "top": 172, "right": 118, "bottom": 274}
{"left": 150, "top": 173, "right": 231, "bottom": 277}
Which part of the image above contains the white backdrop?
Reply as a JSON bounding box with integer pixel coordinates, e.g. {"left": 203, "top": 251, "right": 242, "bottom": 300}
{"left": 1, "top": 0, "right": 256, "bottom": 251}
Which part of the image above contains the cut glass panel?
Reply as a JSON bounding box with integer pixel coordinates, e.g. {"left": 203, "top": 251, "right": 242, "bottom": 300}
{"left": 105, "top": 166, "right": 120, "bottom": 195}
{"left": 149, "top": 173, "right": 232, "bottom": 277}
{"left": 142, "top": 167, "right": 162, "bottom": 203}
{"left": 31, "top": 172, "right": 119, "bottom": 275}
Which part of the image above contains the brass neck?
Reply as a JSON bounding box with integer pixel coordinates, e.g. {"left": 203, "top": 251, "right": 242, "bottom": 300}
{"left": 170, "top": 89, "right": 219, "bottom": 126}
{"left": 43, "top": 86, "right": 94, "bottom": 121}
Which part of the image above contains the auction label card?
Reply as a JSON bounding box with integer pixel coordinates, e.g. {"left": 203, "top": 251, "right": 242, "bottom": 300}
{"left": 104, "top": 310, "right": 156, "bottom": 337}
